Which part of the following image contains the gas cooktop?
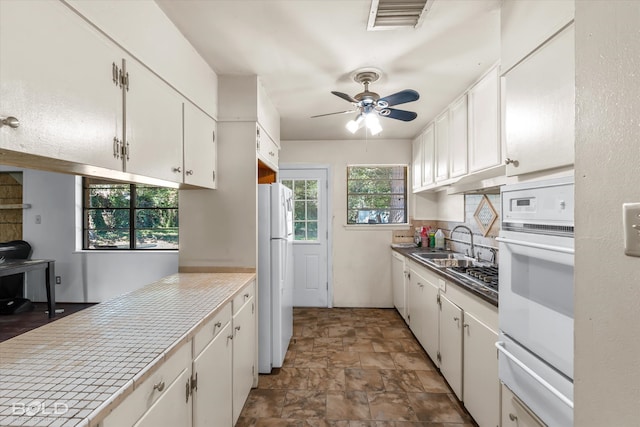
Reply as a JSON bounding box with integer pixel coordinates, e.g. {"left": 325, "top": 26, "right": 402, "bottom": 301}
{"left": 446, "top": 265, "right": 499, "bottom": 295}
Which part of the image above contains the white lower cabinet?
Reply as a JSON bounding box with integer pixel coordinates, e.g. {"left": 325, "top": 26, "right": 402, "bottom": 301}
{"left": 439, "top": 294, "right": 463, "bottom": 400}
{"left": 407, "top": 261, "right": 440, "bottom": 367}
{"left": 463, "top": 312, "right": 499, "bottom": 427}
{"left": 192, "top": 320, "right": 233, "bottom": 427}
{"left": 502, "top": 383, "right": 546, "bottom": 427}
{"left": 232, "top": 282, "right": 257, "bottom": 424}
{"left": 101, "top": 344, "right": 192, "bottom": 427}
{"left": 391, "top": 251, "right": 408, "bottom": 321}
{"left": 100, "top": 280, "right": 256, "bottom": 427}
{"left": 401, "top": 255, "right": 499, "bottom": 427}
{"left": 134, "top": 367, "right": 192, "bottom": 427}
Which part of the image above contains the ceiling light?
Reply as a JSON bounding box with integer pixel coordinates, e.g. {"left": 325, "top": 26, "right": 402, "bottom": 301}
{"left": 346, "top": 114, "right": 364, "bottom": 134}
{"left": 365, "top": 113, "right": 382, "bottom": 135}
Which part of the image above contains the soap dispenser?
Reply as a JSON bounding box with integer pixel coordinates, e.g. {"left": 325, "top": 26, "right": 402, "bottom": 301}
{"left": 434, "top": 229, "right": 445, "bottom": 250}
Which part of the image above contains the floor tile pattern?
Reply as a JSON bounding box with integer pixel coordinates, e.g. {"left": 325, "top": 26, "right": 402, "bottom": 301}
{"left": 238, "top": 307, "right": 476, "bottom": 427}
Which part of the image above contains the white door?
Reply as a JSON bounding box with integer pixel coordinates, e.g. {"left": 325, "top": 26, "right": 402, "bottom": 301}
{"left": 280, "top": 167, "right": 330, "bottom": 307}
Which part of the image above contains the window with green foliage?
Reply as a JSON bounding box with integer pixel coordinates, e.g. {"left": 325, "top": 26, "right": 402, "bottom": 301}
{"left": 83, "top": 178, "right": 179, "bottom": 250}
{"left": 347, "top": 165, "right": 407, "bottom": 224}
{"left": 281, "top": 179, "right": 318, "bottom": 241}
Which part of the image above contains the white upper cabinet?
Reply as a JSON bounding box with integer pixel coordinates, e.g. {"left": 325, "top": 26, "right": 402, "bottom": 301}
{"left": 421, "top": 123, "right": 435, "bottom": 188}
{"left": 64, "top": 0, "right": 218, "bottom": 119}
{"left": 467, "top": 66, "right": 501, "bottom": 173}
{"left": 124, "top": 57, "right": 184, "bottom": 183}
{"left": 411, "top": 124, "right": 435, "bottom": 193}
{"left": 434, "top": 111, "right": 450, "bottom": 183}
{"left": 183, "top": 102, "right": 218, "bottom": 189}
{"left": 1, "top": 0, "right": 220, "bottom": 189}
{"left": 0, "top": 0, "right": 123, "bottom": 171}
{"left": 503, "top": 23, "right": 575, "bottom": 176}
{"left": 256, "top": 124, "right": 279, "bottom": 172}
{"left": 411, "top": 135, "right": 423, "bottom": 192}
{"left": 448, "top": 95, "right": 468, "bottom": 179}
{"left": 501, "top": 0, "right": 574, "bottom": 73}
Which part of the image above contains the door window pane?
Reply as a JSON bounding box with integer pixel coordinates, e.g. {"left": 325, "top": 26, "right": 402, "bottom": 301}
{"left": 283, "top": 179, "right": 320, "bottom": 241}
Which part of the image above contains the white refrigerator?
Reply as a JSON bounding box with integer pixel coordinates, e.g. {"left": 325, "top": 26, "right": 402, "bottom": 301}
{"left": 258, "top": 182, "right": 294, "bottom": 374}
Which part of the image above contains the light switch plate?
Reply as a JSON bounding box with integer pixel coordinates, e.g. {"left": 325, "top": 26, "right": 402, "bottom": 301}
{"left": 623, "top": 202, "right": 640, "bottom": 257}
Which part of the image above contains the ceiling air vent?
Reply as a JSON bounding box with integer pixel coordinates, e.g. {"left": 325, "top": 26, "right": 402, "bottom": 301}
{"left": 367, "top": 0, "right": 432, "bottom": 31}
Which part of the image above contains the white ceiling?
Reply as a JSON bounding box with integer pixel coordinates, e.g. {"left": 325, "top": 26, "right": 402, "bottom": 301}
{"left": 155, "top": 0, "right": 501, "bottom": 141}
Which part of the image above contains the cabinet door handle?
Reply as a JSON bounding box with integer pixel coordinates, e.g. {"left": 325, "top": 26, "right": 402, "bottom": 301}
{"left": 172, "top": 166, "right": 182, "bottom": 173}
{"left": 235, "top": 325, "right": 241, "bottom": 331}
{"left": 186, "top": 169, "right": 194, "bottom": 176}
{"left": 504, "top": 158, "right": 519, "bottom": 167}
{"left": 153, "top": 381, "right": 165, "bottom": 392}
{"left": 0, "top": 116, "right": 20, "bottom": 129}
{"left": 454, "top": 317, "right": 460, "bottom": 327}
{"left": 244, "top": 293, "right": 250, "bottom": 299}
{"left": 509, "top": 413, "right": 517, "bottom": 422}
{"left": 112, "top": 62, "right": 118, "bottom": 85}
{"left": 214, "top": 321, "right": 222, "bottom": 328}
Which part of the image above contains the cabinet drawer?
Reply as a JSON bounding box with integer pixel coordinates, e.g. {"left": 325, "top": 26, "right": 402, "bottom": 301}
{"left": 233, "top": 281, "right": 255, "bottom": 315}
{"left": 101, "top": 343, "right": 191, "bottom": 427}
{"left": 193, "top": 303, "right": 231, "bottom": 358}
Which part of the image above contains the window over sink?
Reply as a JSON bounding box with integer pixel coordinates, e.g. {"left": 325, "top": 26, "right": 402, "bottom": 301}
{"left": 82, "top": 178, "right": 178, "bottom": 250}
{"left": 346, "top": 165, "right": 408, "bottom": 225}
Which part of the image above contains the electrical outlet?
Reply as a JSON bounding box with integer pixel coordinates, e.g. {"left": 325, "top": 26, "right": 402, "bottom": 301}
{"left": 623, "top": 202, "right": 640, "bottom": 257}
{"left": 55, "top": 276, "right": 61, "bottom": 285}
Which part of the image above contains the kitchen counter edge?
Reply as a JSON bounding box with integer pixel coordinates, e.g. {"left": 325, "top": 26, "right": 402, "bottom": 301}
{"left": 0, "top": 271, "right": 256, "bottom": 427}
{"left": 391, "top": 246, "right": 498, "bottom": 307}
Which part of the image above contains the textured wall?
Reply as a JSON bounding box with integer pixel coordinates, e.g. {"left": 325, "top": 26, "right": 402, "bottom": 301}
{"left": 574, "top": 1, "right": 640, "bottom": 424}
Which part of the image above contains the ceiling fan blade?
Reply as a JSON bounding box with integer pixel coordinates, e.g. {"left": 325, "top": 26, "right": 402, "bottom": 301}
{"left": 378, "top": 89, "right": 420, "bottom": 107}
{"left": 331, "top": 91, "right": 358, "bottom": 103}
{"left": 310, "top": 109, "right": 357, "bottom": 118}
{"left": 382, "top": 108, "right": 418, "bottom": 122}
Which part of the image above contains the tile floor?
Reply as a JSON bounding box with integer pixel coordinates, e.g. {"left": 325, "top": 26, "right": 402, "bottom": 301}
{"left": 237, "top": 307, "right": 476, "bottom": 427}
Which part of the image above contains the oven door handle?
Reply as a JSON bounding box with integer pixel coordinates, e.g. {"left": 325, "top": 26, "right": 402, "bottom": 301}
{"left": 496, "top": 237, "right": 574, "bottom": 254}
{"left": 495, "top": 341, "right": 574, "bottom": 409}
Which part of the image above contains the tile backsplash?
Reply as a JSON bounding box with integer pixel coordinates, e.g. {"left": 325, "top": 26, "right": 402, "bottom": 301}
{"left": 397, "top": 194, "right": 501, "bottom": 265}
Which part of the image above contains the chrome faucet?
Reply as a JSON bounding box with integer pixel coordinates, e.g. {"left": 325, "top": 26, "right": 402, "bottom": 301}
{"left": 450, "top": 225, "right": 475, "bottom": 259}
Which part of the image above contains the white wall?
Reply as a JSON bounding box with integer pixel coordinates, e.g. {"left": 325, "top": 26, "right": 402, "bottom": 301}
{"left": 574, "top": 2, "right": 640, "bottom": 424}
{"left": 1, "top": 167, "right": 178, "bottom": 303}
{"left": 280, "top": 138, "right": 412, "bottom": 308}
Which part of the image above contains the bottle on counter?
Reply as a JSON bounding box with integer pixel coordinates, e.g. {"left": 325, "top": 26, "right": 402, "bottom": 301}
{"left": 429, "top": 231, "right": 436, "bottom": 248}
{"left": 435, "top": 229, "right": 445, "bottom": 250}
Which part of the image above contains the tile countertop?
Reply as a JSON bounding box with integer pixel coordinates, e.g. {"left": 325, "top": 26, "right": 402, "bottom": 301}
{"left": 0, "top": 272, "right": 255, "bottom": 427}
{"left": 391, "top": 246, "right": 498, "bottom": 307}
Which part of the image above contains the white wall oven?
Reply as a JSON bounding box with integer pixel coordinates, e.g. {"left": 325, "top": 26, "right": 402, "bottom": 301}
{"left": 496, "top": 176, "right": 574, "bottom": 426}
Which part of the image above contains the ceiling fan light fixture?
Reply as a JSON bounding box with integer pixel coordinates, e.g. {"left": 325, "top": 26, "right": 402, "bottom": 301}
{"left": 365, "top": 113, "right": 383, "bottom": 135}
{"left": 346, "top": 114, "right": 364, "bottom": 134}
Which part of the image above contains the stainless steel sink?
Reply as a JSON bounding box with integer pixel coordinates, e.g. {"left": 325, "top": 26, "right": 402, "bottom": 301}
{"left": 412, "top": 252, "right": 464, "bottom": 260}
{"left": 427, "top": 258, "right": 474, "bottom": 268}
{"left": 411, "top": 252, "right": 473, "bottom": 268}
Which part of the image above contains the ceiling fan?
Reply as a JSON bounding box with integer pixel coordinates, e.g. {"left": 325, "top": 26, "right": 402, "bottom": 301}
{"left": 311, "top": 70, "right": 419, "bottom": 135}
